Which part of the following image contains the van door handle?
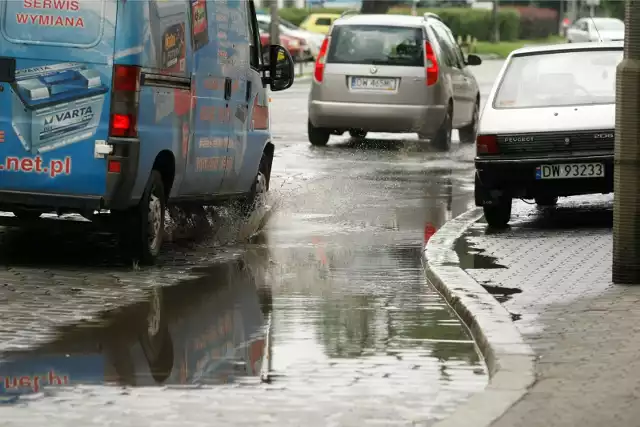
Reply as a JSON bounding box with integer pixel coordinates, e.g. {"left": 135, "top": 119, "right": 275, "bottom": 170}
{"left": 224, "top": 77, "right": 232, "bottom": 100}
{"left": 245, "top": 81, "right": 252, "bottom": 103}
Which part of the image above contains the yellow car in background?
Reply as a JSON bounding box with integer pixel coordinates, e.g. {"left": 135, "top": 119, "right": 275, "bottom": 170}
{"left": 299, "top": 13, "right": 341, "bottom": 34}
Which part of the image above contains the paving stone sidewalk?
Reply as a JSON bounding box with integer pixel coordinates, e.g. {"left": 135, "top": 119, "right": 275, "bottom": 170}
{"left": 460, "top": 195, "right": 640, "bottom": 427}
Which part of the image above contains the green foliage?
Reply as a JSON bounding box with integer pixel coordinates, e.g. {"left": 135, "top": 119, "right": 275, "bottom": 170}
{"left": 278, "top": 7, "right": 521, "bottom": 41}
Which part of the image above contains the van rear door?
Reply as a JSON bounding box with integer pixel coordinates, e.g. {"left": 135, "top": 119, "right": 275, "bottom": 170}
{"left": 0, "top": 0, "right": 116, "bottom": 198}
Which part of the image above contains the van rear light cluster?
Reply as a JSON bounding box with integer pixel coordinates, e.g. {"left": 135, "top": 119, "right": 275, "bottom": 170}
{"left": 476, "top": 134, "right": 499, "bottom": 155}
{"left": 314, "top": 37, "right": 330, "bottom": 83}
{"left": 425, "top": 41, "right": 438, "bottom": 86}
{"left": 109, "top": 65, "right": 141, "bottom": 138}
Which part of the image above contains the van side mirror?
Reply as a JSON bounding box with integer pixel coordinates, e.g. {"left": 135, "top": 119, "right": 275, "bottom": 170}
{"left": 263, "top": 44, "right": 295, "bottom": 91}
{"left": 466, "top": 54, "right": 482, "bottom": 66}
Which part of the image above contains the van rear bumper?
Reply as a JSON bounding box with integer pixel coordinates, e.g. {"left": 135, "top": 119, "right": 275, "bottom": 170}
{"left": 309, "top": 100, "right": 446, "bottom": 136}
{"left": 0, "top": 138, "right": 140, "bottom": 213}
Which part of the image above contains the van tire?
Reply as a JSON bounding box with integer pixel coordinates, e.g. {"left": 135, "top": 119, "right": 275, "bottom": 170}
{"left": 13, "top": 210, "right": 42, "bottom": 220}
{"left": 236, "top": 154, "right": 269, "bottom": 216}
{"left": 433, "top": 106, "right": 453, "bottom": 151}
{"left": 308, "top": 120, "right": 330, "bottom": 146}
{"left": 121, "top": 170, "right": 166, "bottom": 265}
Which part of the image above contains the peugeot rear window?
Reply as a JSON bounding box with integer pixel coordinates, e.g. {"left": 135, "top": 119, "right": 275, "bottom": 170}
{"left": 327, "top": 25, "right": 424, "bottom": 67}
{"left": 2, "top": 0, "right": 106, "bottom": 47}
{"left": 493, "top": 49, "right": 623, "bottom": 109}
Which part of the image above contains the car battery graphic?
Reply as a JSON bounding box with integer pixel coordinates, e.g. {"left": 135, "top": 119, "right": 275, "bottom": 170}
{"left": 149, "top": 0, "right": 187, "bottom": 73}
{"left": 10, "top": 63, "right": 108, "bottom": 155}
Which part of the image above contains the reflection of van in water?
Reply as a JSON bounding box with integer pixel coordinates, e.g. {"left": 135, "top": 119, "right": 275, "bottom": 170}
{"left": 0, "top": 255, "right": 272, "bottom": 402}
{"left": 0, "top": 0, "right": 295, "bottom": 264}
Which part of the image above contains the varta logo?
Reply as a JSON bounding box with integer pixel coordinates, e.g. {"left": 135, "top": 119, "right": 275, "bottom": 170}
{"left": 44, "top": 106, "right": 93, "bottom": 126}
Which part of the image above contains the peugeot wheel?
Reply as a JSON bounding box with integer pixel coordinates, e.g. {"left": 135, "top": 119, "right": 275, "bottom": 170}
{"left": 483, "top": 196, "right": 512, "bottom": 229}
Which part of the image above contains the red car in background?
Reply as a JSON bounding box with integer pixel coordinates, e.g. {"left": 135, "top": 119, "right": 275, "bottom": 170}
{"left": 259, "top": 29, "right": 311, "bottom": 62}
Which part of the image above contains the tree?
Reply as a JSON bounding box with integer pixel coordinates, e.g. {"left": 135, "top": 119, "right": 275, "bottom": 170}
{"left": 360, "top": 0, "right": 401, "bottom": 14}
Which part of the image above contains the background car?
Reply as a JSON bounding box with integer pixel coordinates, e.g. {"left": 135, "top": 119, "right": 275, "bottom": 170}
{"left": 474, "top": 42, "right": 623, "bottom": 227}
{"left": 299, "top": 13, "right": 341, "bottom": 34}
{"left": 566, "top": 17, "right": 624, "bottom": 43}
{"left": 256, "top": 14, "right": 325, "bottom": 60}
{"left": 259, "top": 29, "right": 308, "bottom": 62}
{"left": 308, "top": 13, "right": 482, "bottom": 149}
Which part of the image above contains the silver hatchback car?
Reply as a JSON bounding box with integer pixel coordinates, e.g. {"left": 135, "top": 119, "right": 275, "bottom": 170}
{"left": 308, "top": 13, "right": 483, "bottom": 150}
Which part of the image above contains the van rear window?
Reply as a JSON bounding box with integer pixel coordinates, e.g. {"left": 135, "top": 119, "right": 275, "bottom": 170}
{"left": 327, "top": 25, "right": 424, "bottom": 67}
{"left": 2, "top": 0, "right": 105, "bottom": 47}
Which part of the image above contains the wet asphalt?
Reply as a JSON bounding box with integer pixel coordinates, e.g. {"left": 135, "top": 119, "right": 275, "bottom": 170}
{"left": 0, "top": 60, "right": 504, "bottom": 426}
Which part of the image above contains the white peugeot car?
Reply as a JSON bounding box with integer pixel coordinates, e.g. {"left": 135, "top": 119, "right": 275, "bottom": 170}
{"left": 474, "top": 42, "right": 623, "bottom": 228}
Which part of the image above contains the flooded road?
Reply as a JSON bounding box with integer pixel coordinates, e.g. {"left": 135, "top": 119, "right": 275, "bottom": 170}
{"left": 0, "top": 61, "right": 504, "bottom": 426}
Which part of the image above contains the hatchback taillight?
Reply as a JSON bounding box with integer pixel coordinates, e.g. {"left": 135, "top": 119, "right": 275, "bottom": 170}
{"left": 109, "top": 65, "right": 140, "bottom": 138}
{"left": 476, "top": 134, "right": 499, "bottom": 155}
{"left": 425, "top": 41, "right": 438, "bottom": 86}
{"left": 314, "top": 37, "right": 330, "bottom": 83}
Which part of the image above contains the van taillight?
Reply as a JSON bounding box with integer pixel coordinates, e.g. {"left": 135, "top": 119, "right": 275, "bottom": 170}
{"left": 109, "top": 64, "right": 140, "bottom": 138}
{"left": 425, "top": 41, "right": 438, "bottom": 86}
{"left": 476, "top": 134, "right": 499, "bottom": 155}
{"left": 314, "top": 37, "right": 330, "bottom": 83}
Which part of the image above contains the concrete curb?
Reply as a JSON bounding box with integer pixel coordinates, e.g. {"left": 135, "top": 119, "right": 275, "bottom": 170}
{"left": 423, "top": 208, "right": 536, "bottom": 427}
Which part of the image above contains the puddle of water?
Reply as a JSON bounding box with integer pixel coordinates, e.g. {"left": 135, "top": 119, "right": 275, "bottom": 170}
{"left": 455, "top": 225, "right": 507, "bottom": 270}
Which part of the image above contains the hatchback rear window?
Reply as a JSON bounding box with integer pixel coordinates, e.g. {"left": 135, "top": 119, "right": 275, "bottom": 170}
{"left": 327, "top": 25, "right": 424, "bottom": 67}
{"left": 493, "top": 49, "right": 623, "bottom": 109}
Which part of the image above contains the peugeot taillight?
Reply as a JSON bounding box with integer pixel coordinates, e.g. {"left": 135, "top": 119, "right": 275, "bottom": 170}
{"left": 425, "top": 41, "right": 438, "bottom": 86}
{"left": 109, "top": 65, "right": 141, "bottom": 138}
{"left": 476, "top": 134, "right": 499, "bottom": 155}
{"left": 314, "top": 37, "right": 330, "bottom": 83}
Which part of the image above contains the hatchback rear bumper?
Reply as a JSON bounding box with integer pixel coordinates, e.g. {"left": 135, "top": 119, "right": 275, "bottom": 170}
{"left": 309, "top": 100, "right": 446, "bottom": 136}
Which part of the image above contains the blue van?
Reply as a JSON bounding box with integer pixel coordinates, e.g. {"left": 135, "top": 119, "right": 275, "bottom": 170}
{"left": 0, "top": 0, "right": 294, "bottom": 263}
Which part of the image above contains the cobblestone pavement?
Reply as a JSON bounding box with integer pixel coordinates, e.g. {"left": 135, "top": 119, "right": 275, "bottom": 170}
{"left": 460, "top": 195, "right": 640, "bottom": 426}
{"left": 0, "top": 60, "right": 506, "bottom": 426}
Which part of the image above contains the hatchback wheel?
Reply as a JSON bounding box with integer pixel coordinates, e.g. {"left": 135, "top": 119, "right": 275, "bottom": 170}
{"left": 432, "top": 106, "right": 453, "bottom": 151}
{"left": 308, "top": 120, "right": 330, "bottom": 146}
{"left": 483, "top": 196, "right": 512, "bottom": 229}
{"left": 349, "top": 129, "right": 367, "bottom": 139}
{"left": 459, "top": 100, "right": 479, "bottom": 144}
{"left": 535, "top": 196, "right": 558, "bottom": 207}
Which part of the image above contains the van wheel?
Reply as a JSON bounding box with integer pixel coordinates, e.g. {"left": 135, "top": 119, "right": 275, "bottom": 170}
{"left": 483, "top": 196, "right": 512, "bottom": 229}
{"left": 237, "top": 155, "right": 269, "bottom": 216}
{"left": 308, "top": 120, "right": 330, "bottom": 146}
{"left": 120, "top": 170, "right": 166, "bottom": 265}
{"left": 13, "top": 210, "right": 42, "bottom": 220}
{"left": 433, "top": 106, "right": 453, "bottom": 151}
{"left": 459, "top": 100, "right": 479, "bottom": 144}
